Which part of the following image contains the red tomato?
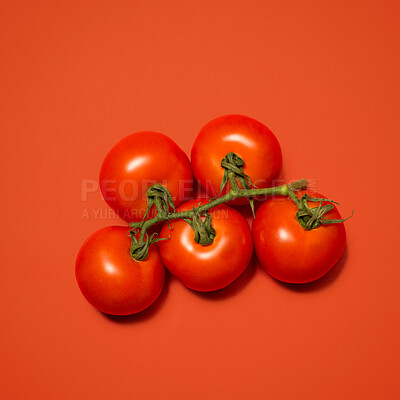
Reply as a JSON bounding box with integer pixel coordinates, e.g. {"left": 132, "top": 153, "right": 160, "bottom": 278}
{"left": 75, "top": 226, "right": 165, "bottom": 315}
{"left": 253, "top": 191, "right": 346, "bottom": 284}
{"left": 100, "top": 131, "right": 193, "bottom": 222}
{"left": 191, "top": 115, "right": 282, "bottom": 204}
{"left": 158, "top": 199, "right": 253, "bottom": 291}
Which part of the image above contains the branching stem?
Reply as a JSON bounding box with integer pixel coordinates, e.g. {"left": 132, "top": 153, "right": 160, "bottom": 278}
{"left": 133, "top": 179, "right": 308, "bottom": 245}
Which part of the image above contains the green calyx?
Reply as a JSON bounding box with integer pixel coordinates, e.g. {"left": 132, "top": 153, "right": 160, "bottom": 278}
{"left": 183, "top": 206, "right": 216, "bottom": 246}
{"left": 219, "top": 152, "right": 256, "bottom": 217}
{"left": 129, "top": 229, "right": 169, "bottom": 261}
{"left": 128, "top": 183, "right": 175, "bottom": 261}
{"left": 292, "top": 193, "right": 353, "bottom": 231}
{"left": 139, "top": 184, "right": 175, "bottom": 226}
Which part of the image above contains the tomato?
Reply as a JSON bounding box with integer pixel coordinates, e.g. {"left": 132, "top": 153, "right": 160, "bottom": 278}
{"left": 158, "top": 199, "right": 253, "bottom": 291}
{"left": 75, "top": 226, "right": 165, "bottom": 315}
{"left": 252, "top": 191, "right": 346, "bottom": 284}
{"left": 191, "top": 115, "right": 282, "bottom": 204}
{"left": 100, "top": 131, "right": 193, "bottom": 222}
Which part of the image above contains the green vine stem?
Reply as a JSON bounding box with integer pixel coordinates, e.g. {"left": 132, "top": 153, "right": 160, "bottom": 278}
{"left": 129, "top": 177, "right": 308, "bottom": 260}
{"left": 128, "top": 152, "right": 352, "bottom": 261}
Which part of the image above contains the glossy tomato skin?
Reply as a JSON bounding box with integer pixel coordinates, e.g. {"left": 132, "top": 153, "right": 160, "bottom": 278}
{"left": 100, "top": 131, "right": 193, "bottom": 223}
{"left": 158, "top": 199, "right": 253, "bottom": 292}
{"left": 253, "top": 191, "right": 346, "bottom": 284}
{"left": 75, "top": 226, "right": 165, "bottom": 315}
{"left": 191, "top": 115, "right": 282, "bottom": 204}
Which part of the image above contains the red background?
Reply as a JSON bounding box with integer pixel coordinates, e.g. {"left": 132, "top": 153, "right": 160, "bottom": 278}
{"left": 1, "top": 1, "right": 399, "bottom": 399}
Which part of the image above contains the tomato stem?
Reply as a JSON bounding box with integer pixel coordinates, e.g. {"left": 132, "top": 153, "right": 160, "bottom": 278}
{"left": 129, "top": 178, "right": 308, "bottom": 261}
{"left": 292, "top": 192, "right": 354, "bottom": 230}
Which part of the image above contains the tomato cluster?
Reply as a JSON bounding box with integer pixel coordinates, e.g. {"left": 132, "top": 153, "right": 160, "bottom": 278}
{"left": 75, "top": 115, "right": 347, "bottom": 315}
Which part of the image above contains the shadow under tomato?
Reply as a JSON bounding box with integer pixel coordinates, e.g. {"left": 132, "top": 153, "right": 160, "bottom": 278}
{"left": 274, "top": 246, "right": 348, "bottom": 293}
{"left": 101, "top": 270, "right": 171, "bottom": 324}
{"left": 189, "top": 252, "right": 258, "bottom": 301}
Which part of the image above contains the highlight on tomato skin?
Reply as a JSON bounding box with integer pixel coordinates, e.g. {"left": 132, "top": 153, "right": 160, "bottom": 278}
{"left": 157, "top": 199, "right": 254, "bottom": 292}
{"left": 252, "top": 191, "right": 346, "bottom": 284}
{"left": 75, "top": 226, "right": 165, "bottom": 316}
{"left": 99, "top": 131, "right": 193, "bottom": 223}
{"left": 191, "top": 114, "right": 282, "bottom": 204}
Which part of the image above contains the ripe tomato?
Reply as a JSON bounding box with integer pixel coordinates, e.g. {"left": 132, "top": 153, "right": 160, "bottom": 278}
{"left": 158, "top": 199, "right": 253, "bottom": 291}
{"left": 75, "top": 226, "right": 165, "bottom": 315}
{"left": 252, "top": 191, "right": 346, "bottom": 284}
{"left": 100, "top": 131, "right": 193, "bottom": 222}
{"left": 191, "top": 115, "right": 282, "bottom": 204}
